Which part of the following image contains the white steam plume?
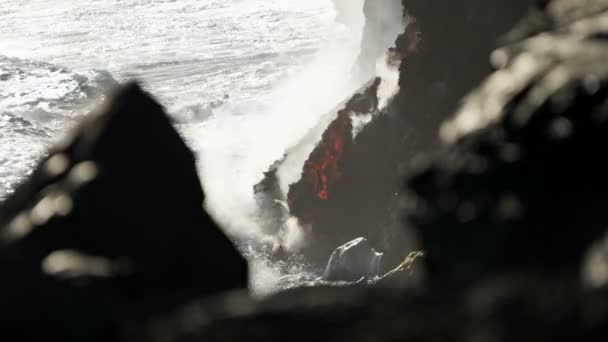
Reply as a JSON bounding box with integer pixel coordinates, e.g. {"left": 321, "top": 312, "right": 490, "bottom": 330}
{"left": 184, "top": 0, "right": 407, "bottom": 295}
{"left": 189, "top": 0, "right": 406, "bottom": 243}
{"left": 354, "top": 0, "right": 405, "bottom": 81}
{"left": 186, "top": 2, "right": 365, "bottom": 242}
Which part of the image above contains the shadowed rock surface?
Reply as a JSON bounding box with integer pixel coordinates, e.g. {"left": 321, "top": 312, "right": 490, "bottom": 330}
{"left": 407, "top": 0, "right": 608, "bottom": 289}
{"left": 253, "top": 157, "right": 288, "bottom": 236}
{"left": 137, "top": 276, "right": 608, "bottom": 342}
{"left": 266, "top": 0, "right": 534, "bottom": 271}
{"left": 393, "top": 0, "right": 534, "bottom": 154}
{"left": 374, "top": 250, "right": 425, "bottom": 288}
{"left": 323, "top": 237, "right": 383, "bottom": 282}
{"left": 286, "top": 78, "right": 392, "bottom": 264}
{"left": 505, "top": 0, "right": 608, "bottom": 43}
{"left": 0, "top": 83, "right": 247, "bottom": 339}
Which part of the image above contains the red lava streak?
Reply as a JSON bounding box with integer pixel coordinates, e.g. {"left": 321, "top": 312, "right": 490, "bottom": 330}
{"left": 286, "top": 15, "right": 420, "bottom": 224}
{"left": 303, "top": 111, "right": 349, "bottom": 201}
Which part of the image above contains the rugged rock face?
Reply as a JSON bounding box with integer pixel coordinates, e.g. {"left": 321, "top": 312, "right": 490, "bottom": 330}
{"left": 135, "top": 2, "right": 608, "bottom": 341}
{"left": 0, "top": 83, "right": 247, "bottom": 339}
{"left": 253, "top": 158, "right": 288, "bottom": 236}
{"left": 6, "top": 1, "right": 608, "bottom": 341}
{"left": 259, "top": 0, "right": 534, "bottom": 270}
{"left": 394, "top": 0, "right": 535, "bottom": 152}
{"left": 285, "top": 79, "right": 390, "bottom": 262}
{"left": 256, "top": 8, "right": 415, "bottom": 268}
{"left": 406, "top": 0, "right": 608, "bottom": 289}
{"left": 253, "top": 78, "right": 401, "bottom": 264}
{"left": 323, "top": 237, "right": 383, "bottom": 282}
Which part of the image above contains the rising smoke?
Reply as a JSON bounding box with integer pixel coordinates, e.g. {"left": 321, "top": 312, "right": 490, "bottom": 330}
{"left": 191, "top": 0, "right": 405, "bottom": 294}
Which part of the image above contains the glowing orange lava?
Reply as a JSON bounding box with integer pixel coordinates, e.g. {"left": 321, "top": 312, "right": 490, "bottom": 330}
{"left": 302, "top": 110, "right": 349, "bottom": 201}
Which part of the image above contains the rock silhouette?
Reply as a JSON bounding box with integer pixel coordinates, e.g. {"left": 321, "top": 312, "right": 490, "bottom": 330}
{"left": 136, "top": 275, "right": 608, "bottom": 342}
{"left": 323, "top": 237, "right": 383, "bottom": 282}
{"left": 407, "top": 0, "right": 608, "bottom": 288}
{"left": 0, "top": 83, "right": 247, "bottom": 339}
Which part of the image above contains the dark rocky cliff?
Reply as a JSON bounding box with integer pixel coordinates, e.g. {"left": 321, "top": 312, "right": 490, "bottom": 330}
{"left": 261, "top": 0, "right": 535, "bottom": 269}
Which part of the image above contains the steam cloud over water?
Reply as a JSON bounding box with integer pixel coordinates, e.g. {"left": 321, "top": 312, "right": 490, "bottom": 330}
{"left": 186, "top": 0, "right": 406, "bottom": 294}
{"left": 183, "top": 5, "right": 365, "bottom": 293}
{"left": 0, "top": 0, "right": 405, "bottom": 296}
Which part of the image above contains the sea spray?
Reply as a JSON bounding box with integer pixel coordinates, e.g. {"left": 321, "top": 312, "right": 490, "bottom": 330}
{"left": 192, "top": 0, "right": 408, "bottom": 296}
{"left": 191, "top": 5, "right": 364, "bottom": 240}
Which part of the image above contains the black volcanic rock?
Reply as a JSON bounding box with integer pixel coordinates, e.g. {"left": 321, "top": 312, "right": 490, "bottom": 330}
{"left": 138, "top": 276, "right": 608, "bottom": 342}
{"left": 284, "top": 78, "right": 396, "bottom": 265}
{"left": 393, "top": 0, "right": 534, "bottom": 154}
{"left": 269, "top": 0, "right": 534, "bottom": 271}
{"left": 253, "top": 157, "right": 288, "bottom": 235}
{"left": 406, "top": 1, "right": 608, "bottom": 289}
{"left": 323, "top": 237, "right": 383, "bottom": 282}
{"left": 4, "top": 1, "right": 608, "bottom": 341}
{"left": 0, "top": 83, "right": 247, "bottom": 337}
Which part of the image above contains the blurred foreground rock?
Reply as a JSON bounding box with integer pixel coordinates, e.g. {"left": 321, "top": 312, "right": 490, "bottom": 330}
{"left": 0, "top": 83, "right": 247, "bottom": 339}
{"left": 408, "top": 0, "right": 608, "bottom": 289}
{"left": 256, "top": 0, "right": 535, "bottom": 272}
{"left": 394, "top": 0, "right": 534, "bottom": 153}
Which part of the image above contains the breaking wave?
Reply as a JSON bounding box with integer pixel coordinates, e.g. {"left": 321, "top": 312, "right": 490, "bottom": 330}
{"left": 0, "top": 55, "right": 118, "bottom": 200}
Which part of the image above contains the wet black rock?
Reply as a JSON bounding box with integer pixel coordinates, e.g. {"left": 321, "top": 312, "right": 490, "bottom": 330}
{"left": 0, "top": 83, "right": 247, "bottom": 338}
{"left": 132, "top": 1, "right": 608, "bottom": 341}
{"left": 138, "top": 275, "right": 608, "bottom": 342}
{"left": 252, "top": 0, "right": 536, "bottom": 275}
{"left": 285, "top": 78, "right": 389, "bottom": 263}
{"left": 393, "top": 0, "right": 534, "bottom": 154}
{"left": 323, "top": 237, "right": 383, "bottom": 282}
{"left": 253, "top": 157, "right": 288, "bottom": 236}
{"left": 406, "top": 1, "right": 608, "bottom": 289}
{"left": 278, "top": 0, "right": 534, "bottom": 271}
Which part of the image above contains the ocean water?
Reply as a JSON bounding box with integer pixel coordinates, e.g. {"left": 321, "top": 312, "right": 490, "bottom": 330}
{"left": 0, "top": 0, "right": 374, "bottom": 295}
{"left": 0, "top": 0, "right": 355, "bottom": 194}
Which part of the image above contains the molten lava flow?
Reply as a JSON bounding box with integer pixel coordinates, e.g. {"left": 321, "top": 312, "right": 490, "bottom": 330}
{"left": 302, "top": 110, "right": 349, "bottom": 201}
{"left": 286, "top": 79, "right": 382, "bottom": 223}
{"left": 286, "top": 108, "right": 351, "bottom": 227}
{"left": 285, "top": 14, "right": 421, "bottom": 206}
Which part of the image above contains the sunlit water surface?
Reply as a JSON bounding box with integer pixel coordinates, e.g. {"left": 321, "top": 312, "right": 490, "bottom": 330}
{"left": 0, "top": 0, "right": 370, "bottom": 295}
